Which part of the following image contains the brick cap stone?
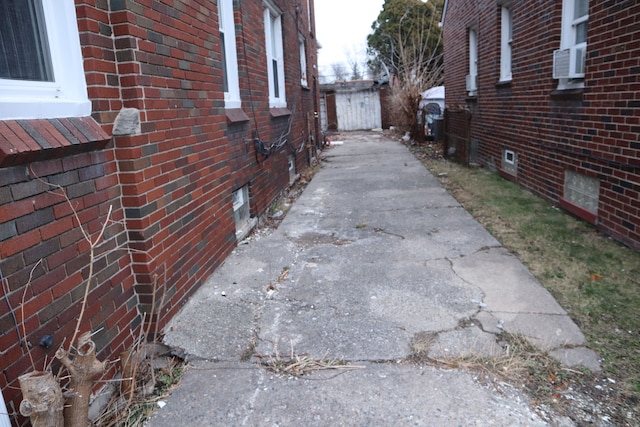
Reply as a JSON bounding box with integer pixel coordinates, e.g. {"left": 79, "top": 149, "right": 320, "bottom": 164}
{"left": 0, "top": 117, "right": 110, "bottom": 168}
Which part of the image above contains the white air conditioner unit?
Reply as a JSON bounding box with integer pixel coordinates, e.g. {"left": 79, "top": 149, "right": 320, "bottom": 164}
{"left": 465, "top": 74, "right": 476, "bottom": 91}
{"left": 553, "top": 46, "right": 585, "bottom": 79}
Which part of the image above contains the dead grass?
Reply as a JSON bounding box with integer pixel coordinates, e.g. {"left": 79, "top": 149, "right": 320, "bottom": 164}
{"left": 255, "top": 343, "right": 364, "bottom": 378}
{"left": 407, "top": 143, "right": 640, "bottom": 424}
{"left": 91, "top": 352, "right": 185, "bottom": 426}
{"left": 411, "top": 331, "right": 577, "bottom": 395}
{"left": 256, "top": 353, "right": 363, "bottom": 377}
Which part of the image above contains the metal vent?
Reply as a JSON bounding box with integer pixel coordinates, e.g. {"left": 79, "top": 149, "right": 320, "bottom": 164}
{"left": 553, "top": 47, "right": 585, "bottom": 79}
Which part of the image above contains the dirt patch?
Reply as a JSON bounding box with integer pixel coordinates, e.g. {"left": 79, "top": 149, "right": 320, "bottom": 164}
{"left": 289, "top": 232, "right": 353, "bottom": 248}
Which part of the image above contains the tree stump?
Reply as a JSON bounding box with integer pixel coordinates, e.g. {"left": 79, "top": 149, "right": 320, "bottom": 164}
{"left": 56, "top": 332, "right": 106, "bottom": 427}
{"left": 18, "top": 371, "right": 64, "bottom": 427}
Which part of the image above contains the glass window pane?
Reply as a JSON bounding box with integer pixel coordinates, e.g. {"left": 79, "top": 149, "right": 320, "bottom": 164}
{"left": 221, "top": 32, "right": 228, "bottom": 93}
{"left": 574, "top": 0, "right": 588, "bottom": 19}
{"left": 270, "top": 14, "right": 278, "bottom": 53}
{"left": 218, "top": 0, "right": 225, "bottom": 27}
{"left": 272, "top": 58, "right": 279, "bottom": 98}
{"left": 575, "top": 21, "right": 587, "bottom": 44}
{"left": 0, "top": 0, "right": 53, "bottom": 81}
{"left": 575, "top": 46, "right": 585, "bottom": 74}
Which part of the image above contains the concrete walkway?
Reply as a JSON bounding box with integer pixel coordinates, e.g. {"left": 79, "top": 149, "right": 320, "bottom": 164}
{"left": 148, "top": 131, "right": 599, "bottom": 426}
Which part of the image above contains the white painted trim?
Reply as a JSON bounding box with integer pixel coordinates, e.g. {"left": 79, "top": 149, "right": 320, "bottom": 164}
{"left": 556, "top": 0, "right": 588, "bottom": 88}
{"left": 499, "top": 6, "right": 512, "bottom": 82}
{"left": 467, "top": 28, "right": 478, "bottom": 95}
{"left": 299, "top": 35, "right": 308, "bottom": 88}
{"left": 0, "top": 0, "right": 91, "bottom": 120}
{"left": 263, "top": 4, "right": 287, "bottom": 108}
{"left": 220, "top": 0, "right": 241, "bottom": 109}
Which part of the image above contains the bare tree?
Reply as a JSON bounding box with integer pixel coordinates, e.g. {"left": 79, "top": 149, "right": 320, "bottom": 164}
{"left": 330, "top": 62, "right": 349, "bottom": 82}
{"left": 395, "top": 7, "right": 443, "bottom": 141}
{"left": 344, "top": 45, "right": 367, "bottom": 80}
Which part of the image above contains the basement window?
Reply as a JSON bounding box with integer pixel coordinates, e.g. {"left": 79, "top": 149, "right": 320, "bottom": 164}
{"left": 233, "top": 185, "right": 257, "bottom": 241}
{"left": 560, "top": 170, "right": 599, "bottom": 223}
{"left": 288, "top": 154, "right": 296, "bottom": 185}
{"left": 232, "top": 185, "right": 250, "bottom": 228}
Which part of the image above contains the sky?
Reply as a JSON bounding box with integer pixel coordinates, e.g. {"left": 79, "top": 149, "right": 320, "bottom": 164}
{"left": 314, "top": 0, "right": 385, "bottom": 80}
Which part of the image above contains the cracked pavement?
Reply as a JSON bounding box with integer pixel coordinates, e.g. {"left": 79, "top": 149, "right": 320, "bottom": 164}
{"left": 150, "top": 131, "right": 600, "bottom": 426}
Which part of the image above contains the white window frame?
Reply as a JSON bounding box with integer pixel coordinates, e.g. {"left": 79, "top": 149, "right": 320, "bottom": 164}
{"left": 219, "top": 0, "right": 241, "bottom": 109}
{"left": 0, "top": 0, "right": 90, "bottom": 120}
{"left": 466, "top": 28, "right": 478, "bottom": 96}
{"left": 299, "top": 35, "right": 308, "bottom": 88}
{"left": 264, "top": 1, "right": 286, "bottom": 108}
{"left": 499, "top": 6, "right": 512, "bottom": 82}
{"left": 557, "top": 0, "right": 588, "bottom": 88}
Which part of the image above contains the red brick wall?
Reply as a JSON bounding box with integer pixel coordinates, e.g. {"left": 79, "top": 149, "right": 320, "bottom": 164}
{"left": 0, "top": 0, "right": 319, "bottom": 421}
{"left": 0, "top": 150, "right": 138, "bottom": 423}
{"left": 107, "top": 0, "right": 319, "bottom": 328}
{"left": 443, "top": 0, "right": 640, "bottom": 250}
{"left": 226, "top": 0, "right": 320, "bottom": 216}
{"left": 109, "top": 0, "right": 239, "bottom": 327}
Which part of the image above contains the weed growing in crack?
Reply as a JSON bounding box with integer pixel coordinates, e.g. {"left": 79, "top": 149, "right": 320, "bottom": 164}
{"left": 255, "top": 342, "right": 363, "bottom": 377}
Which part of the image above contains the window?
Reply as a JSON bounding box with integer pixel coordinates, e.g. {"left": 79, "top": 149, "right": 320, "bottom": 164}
{"left": 554, "top": 0, "right": 588, "bottom": 84}
{"left": 499, "top": 6, "right": 512, "bottom": 82}
{"left": 232, "top": 185, "right": 250, "bottom": 228}
{"left": 299, "top": 35, "right": 308, "bottom": 87}
{"left": 306, "top": 0, "right": 313, "bottom": 33}
{"left": 219, "top": 0, "right": 241, "bottom": 109}
{"left": 0, "top": 0, "right": 90, "bottom": 120}
{"left": 288, "top": 154, "right": 296, "bottom": 185}
{"left": 233, "top": 185, "right": 255, "bottom": 240}
{"left": 561, "top": 170, "right": 599, "bottom": 223}
{"left": 264, "top": 2, "right": 286, "bottom": 108}
{"left": 466, "top": 29, "right": 478, "bottom": 95}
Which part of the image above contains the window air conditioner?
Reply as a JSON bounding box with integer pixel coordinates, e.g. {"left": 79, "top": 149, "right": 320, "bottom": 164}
{"left": 465, "top": 74, "right": 476, "bottom": 91}
{"left": 553, "top": 47, "right": 585, "bottom": 79}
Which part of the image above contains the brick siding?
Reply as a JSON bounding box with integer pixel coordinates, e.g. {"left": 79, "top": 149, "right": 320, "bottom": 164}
{"left": 0, "top": 150, "right": 138, "bottom": 418}
{"left": 0, "top": 0, "right": 319, "bottom": 422}
{"left": 443, "top": 0, "right": 640, "bottom": 250}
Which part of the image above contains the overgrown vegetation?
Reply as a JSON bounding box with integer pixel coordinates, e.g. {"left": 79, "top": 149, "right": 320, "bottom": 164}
{"left": 5, "top": 176, "right": 186, "bottom": 427}
{"left": 93, "top": 352, "right": 184, "bottom": 427}
{"left": 408, "top": 141, "right": 640, "bottom": 424}
{"left": 367, "top": 0, "right": 444, "bottom": 140}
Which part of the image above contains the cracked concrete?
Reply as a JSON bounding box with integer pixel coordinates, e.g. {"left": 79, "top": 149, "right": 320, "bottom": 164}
{"left": 150, "top": 131, "right": 598, "bottom": 426}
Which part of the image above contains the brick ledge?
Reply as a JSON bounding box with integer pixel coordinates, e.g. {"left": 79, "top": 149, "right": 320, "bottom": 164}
{"left": 0, "top": 117, "right": 110, "bottom": 168}
{"left": 269, "top": 107, "right": 292, "bottom": 118}
{"left": 559, "top": 198, "right": 598, "bottom": 224}
{"left": 225, "top": 108, "right": 250, "bottom": 124}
